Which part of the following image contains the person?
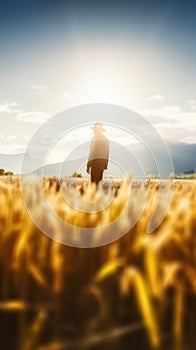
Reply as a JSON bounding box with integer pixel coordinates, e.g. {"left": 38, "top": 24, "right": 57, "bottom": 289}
{"left": 86, "top": 122, "right": 109, "bottom": 185}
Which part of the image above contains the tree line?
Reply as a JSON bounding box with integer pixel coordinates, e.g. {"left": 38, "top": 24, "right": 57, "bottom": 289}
{"left": 0, "top": 168, "right": 14, "bottom": 176}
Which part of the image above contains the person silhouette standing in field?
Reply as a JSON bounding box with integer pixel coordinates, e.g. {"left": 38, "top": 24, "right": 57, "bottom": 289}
{"left": 86, "top": 123, "right": 109, "bottom": 185}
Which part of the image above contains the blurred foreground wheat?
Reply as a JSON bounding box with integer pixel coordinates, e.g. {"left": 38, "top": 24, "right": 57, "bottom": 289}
{"left": 0, "top": 176, "right": 195, "bottom": 350}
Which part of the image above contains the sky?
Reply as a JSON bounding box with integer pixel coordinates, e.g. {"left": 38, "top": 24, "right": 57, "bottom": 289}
{"left": 0, "top": 0, "right": 196, "bottom": 161}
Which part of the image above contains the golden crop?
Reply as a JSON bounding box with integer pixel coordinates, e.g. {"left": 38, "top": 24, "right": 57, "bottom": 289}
{"left": 0, "top": 176, "right": 195, "bottom": 350}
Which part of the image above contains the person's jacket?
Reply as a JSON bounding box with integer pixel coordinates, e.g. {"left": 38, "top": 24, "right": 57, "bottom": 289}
{"left": 87, "top": 135, "right": 109, "bottom": 171}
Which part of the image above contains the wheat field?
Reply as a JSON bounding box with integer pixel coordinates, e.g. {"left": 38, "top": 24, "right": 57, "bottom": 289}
{"left": 0, "top": 176, "right": 195, "bottom": 350}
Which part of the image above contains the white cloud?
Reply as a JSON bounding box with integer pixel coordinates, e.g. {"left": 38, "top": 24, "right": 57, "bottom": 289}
{"left": 16, "top": 111, "right": 50, "bottom": 124}
{"left": 0, "top": 100, "right": 52, "bottom": 155}
{"left": 141, "top": 106, "right": 182, "bottom": 120}
{"left": 0, "top": 100, "right": 19, "bottom": 114}
{"left": 188, "top": 100, "right": 196, "bottom": 110}
{"left": 0, "top": 143, "right": 25, "bottom": 154}
{"left": 161, "top": 106, "right": 181, "bottom": 113}
{"left": 63, "top": 91, "right": 74, "bottom": 101}
{"left": 0, "top": 134, "right": 29, "bottom": 142}
{"left": 0, "top": 100, "right": 50, "bottom": 124}
{"left": 6, "top": 136, "right": 16, "bottom": 140}
{"left": 21, "top": 134, "right": 30, "bottom": 140}
{"left": 147, "top": 95, "right": 164, "bottom": 102}
{"left": 0, "top": 134, "right": 15, "bottom": 141}
{"left": 31, "top": 85, "right": 48, "bottom": 93}
{"left": 140, "top": 106, "right": 196, "bottom": 143}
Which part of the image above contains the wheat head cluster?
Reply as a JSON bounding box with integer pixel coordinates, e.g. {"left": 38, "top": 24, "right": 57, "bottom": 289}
{"left": 0, "top": 176, "right": 195, "bottom": 350}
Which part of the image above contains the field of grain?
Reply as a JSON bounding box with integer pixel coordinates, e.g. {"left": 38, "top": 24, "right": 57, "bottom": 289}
{"left": 0, "top": 176, "right": 195, "bottom": 350}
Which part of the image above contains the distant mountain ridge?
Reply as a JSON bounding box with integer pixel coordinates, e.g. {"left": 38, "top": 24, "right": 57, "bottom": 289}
{"left": 0, "top": 141, "right": 195, "bottom": 177}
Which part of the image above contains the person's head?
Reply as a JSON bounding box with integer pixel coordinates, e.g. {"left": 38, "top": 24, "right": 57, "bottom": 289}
{"left": 91, "top": 122, "right": 105, "bottom": 136}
